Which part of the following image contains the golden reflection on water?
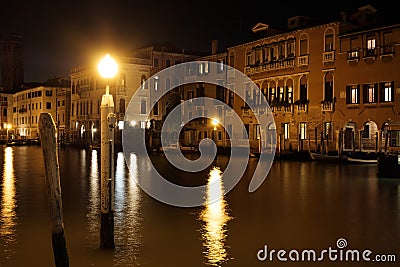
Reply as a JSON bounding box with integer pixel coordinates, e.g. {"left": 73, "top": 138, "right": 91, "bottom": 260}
{"left": 0, "top": 147, "right": 17, "bottom": 243}
{"left": 200, "top": 167, "right": 232, "bottom": 266}
{"left": 87, "top": 149, "right": 99, "bottom": 244}
{"left": 113, "top": 152, "right": 142, "bottom": 266}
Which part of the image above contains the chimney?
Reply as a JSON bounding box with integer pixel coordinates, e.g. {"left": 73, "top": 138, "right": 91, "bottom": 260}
{"left": 211, "top": 40, "right": 218, "bottom": 54}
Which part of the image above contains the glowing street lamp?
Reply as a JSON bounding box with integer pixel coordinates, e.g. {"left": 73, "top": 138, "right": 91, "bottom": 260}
{"left": 97, "top": 54, "right": 118, "bottom": 249}
{"left": 98, "top": 54, "right": 118, "bottom": 94}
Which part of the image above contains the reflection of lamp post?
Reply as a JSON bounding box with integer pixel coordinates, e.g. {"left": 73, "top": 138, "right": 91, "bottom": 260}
{"left": 6, "top": 123, "right": 11, "bottom": 141}
{"left": 98, "top": 54, "right": 118, "bottom": 249}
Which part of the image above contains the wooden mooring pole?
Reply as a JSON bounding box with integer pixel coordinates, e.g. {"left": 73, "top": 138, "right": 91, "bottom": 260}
{"left": 100, "top": 85, "right": 115, "bottom": 249}
{"left": 39, "top": 113, "right": 69, "bottom": 267}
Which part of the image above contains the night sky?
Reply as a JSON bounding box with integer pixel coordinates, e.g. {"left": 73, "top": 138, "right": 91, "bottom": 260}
{"left": 0, "top": 0, "right": 390, "bottom": 83}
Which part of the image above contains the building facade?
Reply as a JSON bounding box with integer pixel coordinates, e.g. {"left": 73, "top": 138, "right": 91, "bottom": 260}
{"left": 150, "top": 4, "right": 400, "bottom": 154}
{"left": 11, "top": 78, "right": 71, "bottom": 140}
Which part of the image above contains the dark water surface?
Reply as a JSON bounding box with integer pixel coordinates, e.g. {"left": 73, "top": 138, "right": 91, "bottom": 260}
{"left": 0, "top": 146, "right": 399, "bottom": 266}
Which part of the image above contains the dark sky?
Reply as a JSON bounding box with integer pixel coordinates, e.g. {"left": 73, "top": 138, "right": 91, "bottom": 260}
{"left": 0, "top": 0, "right": 391, "bottom": 83}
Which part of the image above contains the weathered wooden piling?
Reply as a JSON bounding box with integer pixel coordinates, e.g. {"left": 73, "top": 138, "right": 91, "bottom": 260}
{"left": 39, "top": 113, "right": 69, "bottom": 267}
{"left": 100, "top": 85, "right": 115, "bottom": 249}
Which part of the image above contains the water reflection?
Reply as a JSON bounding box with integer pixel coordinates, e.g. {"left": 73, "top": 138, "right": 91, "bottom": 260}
{"left": 114, "top": 152, "right": 142, "bottom": 266}
{"left": 87, "top": 149, "right": 99, "bottom": 246}
{"left": 199, "top": 167, "right": 232, "bottom": 266}
{"left": 0, "top": 147, "right": 17, "bottom": 250}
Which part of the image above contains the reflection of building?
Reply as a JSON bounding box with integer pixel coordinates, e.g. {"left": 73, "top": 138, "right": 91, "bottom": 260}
{"left": 11, "top": 78, "right": 71, "bottom": 139}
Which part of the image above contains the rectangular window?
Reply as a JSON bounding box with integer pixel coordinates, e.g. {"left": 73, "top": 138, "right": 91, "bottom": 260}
{"left": 226, "top": 124, "right": 232, "bottom": 139}
{"left": 45, "top": 90, "right": 52, "bottom": 96}
{"left": 154, "top": 58, "right": 159, "bottom": 67}
{"left": 278, "top": 87, "right": 284, "bottom": 102}
{"left": 300, "top": 39, "right": 308, "bottom": 56}
{"left": 381, "top": 82, "right": 394, "bottom": 102}
{"left": 46, "top": 102, "right": 51, "bottom": 109}
{"left": 283, "top": 123, "right": 289, "bottom": 140}
{"left": 154, "top": 77, "right": 159, "bottom": 91}
{"left": 367, "top": 35, "right": 376, "bottom": 49}
{"left": 166, "top": 59, "right": 171, "bottom": 67}
{"left": 152, "top": 102, "right": 159, "bottom": 116}
{"left": 324, "top": 122, "right": 332, "bottom": 140}
{"left": 286, "top": 86, "right": 293, "bottom": 103}
{"left": 255, "top": 124, "right": 261, "bottom": 140}
{"left": 325, "top": 34, "right": 334, "bottom": 51}
{"left": 346, "top": 85, "right": 360, "bottom": 104}
{"left": 363, "top": 84, "right": 378, "bottom": 103}
{"left": 269, "top": 88, "right": 276, "bottom": 103}
{"left": 390, "top": 130, "right": 400, "bottom": 147}
{"left": 299, "top": 122, "right": 307, "bottom": 140}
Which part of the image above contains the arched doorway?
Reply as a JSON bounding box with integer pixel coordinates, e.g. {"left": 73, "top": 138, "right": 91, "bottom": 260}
{"left": 343, "top": 121, "right": 357, "bottom": 151}
{"left": 361, "top": 120, "right": 378, "bottom": 151}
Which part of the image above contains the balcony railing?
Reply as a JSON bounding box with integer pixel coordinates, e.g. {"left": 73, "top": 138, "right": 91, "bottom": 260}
{"left": 322, "top": 51, "right": 335, "bottom": 63}
{"left": 297, "top": 103, "right": 308, "bottom": 113}
{"left": 321, "top": 101, "right": 334, "bottom": 112}
{"left": 244, "top": 58, "right": 295, "bottom": 75}
{"left": 347, "top": 49, "right": 360, "bottom": 61}
{"left": 298, "top": 55, "right": 309, "bottom": 67}
{"left": 363, "top": 48, "right": 377, "bottom": 59}
{"left": 380, "top": 45, "right": 395, "bottom": 57}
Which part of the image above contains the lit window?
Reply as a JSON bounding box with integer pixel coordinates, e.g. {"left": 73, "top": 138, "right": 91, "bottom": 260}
{"left": 283, "top": 123, "right": 289, "bottom": 140}
{"left": 299, "top": 122, "right": 307, "bottom": 140}
{"left": 382, "top": 82, "right": 393, "bottom": 102}
{"left": 153, "top": 76, "right": 159, "bottom": 91}
{"left": 346, "top": 85, "right": 359, "bottom": 104}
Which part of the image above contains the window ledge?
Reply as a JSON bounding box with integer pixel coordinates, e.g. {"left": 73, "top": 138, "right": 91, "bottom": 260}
{"left": 346, "top": 103, "right": 360, "bottom": 108}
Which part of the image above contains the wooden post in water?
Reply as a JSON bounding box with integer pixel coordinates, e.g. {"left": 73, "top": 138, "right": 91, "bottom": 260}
{"left": 100, "top": 85, "right": 115, "bottom": 249}
{"left": 39, "top": 113, "right": 69, "bottom": 267}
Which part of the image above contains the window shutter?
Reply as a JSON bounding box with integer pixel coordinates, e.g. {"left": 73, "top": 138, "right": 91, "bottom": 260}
{"left": 362, "top": 84, "right": 368, "bottom": 103}
{"left": 391, "top": 81, "right": 395, "bottom": 101}
{"left": 374, "top": 83, "right": 379, "bottom": 103}
{"left": 346, "top": 86, "right": 351, "bottom": 104}
{"left": 357, "top": 85, "right": 361, "bottom": 104}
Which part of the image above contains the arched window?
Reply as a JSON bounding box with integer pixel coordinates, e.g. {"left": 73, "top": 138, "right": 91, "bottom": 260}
{"left": 140, "top": 100, "right": 146, "bottom": 114}
{"left": 300, "top": 75, "right": 308, "bottom": 101}
{"left": 141, "top": 75, "right": 147, "bottom": 89}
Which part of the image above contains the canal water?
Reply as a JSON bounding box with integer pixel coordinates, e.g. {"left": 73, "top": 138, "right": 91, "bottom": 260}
{"left": 0, "top": 145, "right": 399, "bottom": 266}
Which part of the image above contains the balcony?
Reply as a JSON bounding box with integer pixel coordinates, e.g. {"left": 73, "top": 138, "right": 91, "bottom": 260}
{"left": 298, "top": 55, "right": 309, "bottom": 67}
{"left": 347, "top": 49, "right": 360, "bottom": 62}
{"left": 321, "top": 100, "right": 335, "bottom": 112}
{"left": 380, "top": 44, "right": 395, "bottom": 58}
{"left": 322, "top": 51, "right": 335, "bottom": 63}
{"left": 363, "top": 48, "right": 377, "bottom": 59}
{"left": 244, "top": 58, "right": 295, "bottom": 75}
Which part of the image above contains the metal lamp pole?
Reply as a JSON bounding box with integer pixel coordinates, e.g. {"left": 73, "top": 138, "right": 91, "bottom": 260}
{"left": 98, "top": 54, "right": 118, "bottom": 249}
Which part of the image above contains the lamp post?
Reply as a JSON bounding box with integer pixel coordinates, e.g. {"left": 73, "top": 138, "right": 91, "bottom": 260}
{"left": 98, "top": 54, "right": 118, "bottom": 249}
